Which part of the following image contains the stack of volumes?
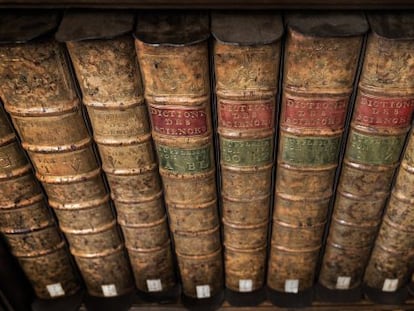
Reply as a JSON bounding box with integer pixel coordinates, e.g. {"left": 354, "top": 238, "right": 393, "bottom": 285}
{"left": 56, "top": 11, "right": 177, "bottom": 298}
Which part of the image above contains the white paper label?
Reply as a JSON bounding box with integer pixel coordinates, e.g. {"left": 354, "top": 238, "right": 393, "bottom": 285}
{"left": 146, "top": 279, "right": 162, "bottom": 292}
{"left": 46, "top": 283, "right": 65, "bottom": 297}
{"left": 336, "top": 276, "right": 351, "bottom": 290}
{"left": 382, "top": 278, "right": 399, "bottom": 292}
{"left": 101, "top": 284, "right": 118, "bottom": 297}
{"left": 196, "top": 285, "right": 211, "bottom": 298}
{"left": 284, "top": 279, "right": 299, "bottom": 293}
{"left": 239, "top": 279, "right": 253, "bottom": 292}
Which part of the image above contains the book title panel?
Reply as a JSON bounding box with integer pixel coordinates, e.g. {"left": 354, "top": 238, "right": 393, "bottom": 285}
{"left": 280, "top": 135, "right": 341, "bottom": 166}
{"left": 157, "top": 145, "right": 212, "bottom": 173}
{"left": 347, "top": 131, "right": 406, "bottom": 165}
{"left": 150, "top": 106, "right": 208, "bottom": 136}
{"left": 354, "top": 94, "right": 414, "bottom": 128}
{"left": 221, "top": 137, "right": 273, "bottom": 166}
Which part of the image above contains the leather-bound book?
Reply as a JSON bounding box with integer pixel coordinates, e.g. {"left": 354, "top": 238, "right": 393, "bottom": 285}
{"left": 268, "top": 12, "right": 368, "bottom": 306}
{"left": 135, "top": 11, "right": 223, "bottom": 305}
{"left": 0, "top": 103, "right": 80, "bottom": 299}
{"left": 363, "top": 14, "right": 414, "bottom": 301}
{"left": 56, "top": 11, "right": 177, "bottom": 299}
{"left": 211, "top": 11, "right": 283, "bottom": 306}
{"left": 320, "top": 13, "right": 414, "bottom": 301}
{"left": 0, "top": 11, "right": 134, "bottom": 297}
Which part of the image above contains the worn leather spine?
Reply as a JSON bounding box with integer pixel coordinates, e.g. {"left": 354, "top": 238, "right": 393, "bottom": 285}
{"left": 321, "top": 14, "right": 414, "bottom": 291}
{"left": 0, "top": 104, "right": 80, "bottom": 299}
{"left": 0, "top": 35, "right": 134, "bottom": 297}
{"left": 62, "top": 15, "right": 177, "bottom": 293}
{"left": 135, "top": 12, "right": 223, "bottom": 299}
{"left": 364, "top": 130, "right": 414, "bottom": 292}
{"left": 212, "top": 12, "right": 283, "bottom": 294}
{"left": 269, "top": 13, "right": 366, "bottom": 294}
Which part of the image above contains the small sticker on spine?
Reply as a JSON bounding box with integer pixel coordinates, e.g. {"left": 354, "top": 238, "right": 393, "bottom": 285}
{"left": 46, "top": 283, "right": 65, "bottom": 297}
{"left": 196, "top": 285, "right": 211, "bottom": 298}
{"left": 101, "top": 284, "right": 118, "bottom": 297}
{"left": 336, "top": 276, "right": 351, "bottom": 289}
{"left": 147, "top": 279, "right": 162, "bottom": 292}
{"left": 239, "top": 279, "right": 253, "bottom": 292}
{"left": 284, "top": 279, "right": 299, "bottom": 293}
{"left": 382, "top": 278, "right": 399, "bottom": 292}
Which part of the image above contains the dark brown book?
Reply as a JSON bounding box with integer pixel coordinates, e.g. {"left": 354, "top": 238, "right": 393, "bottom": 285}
{"left": 135, "top": 12, "right": 223, "bottom": 301}
{"left": 320, "top": 12, "right": 414, "bottom": 294}
{"left": 211, "top": 11, "right": 283, "bottom": 298}
{"left": 268, "top": 12, "right": 368, "bottom": 299}
{"left": 0, "top": 12, "right": 134, "bottom": 297}
{"left": 56, "top": 11, "right": 177, "bottom": 296}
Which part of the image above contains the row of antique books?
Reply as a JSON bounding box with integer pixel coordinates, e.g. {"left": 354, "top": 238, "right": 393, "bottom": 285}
{"left": 0, "top": 9, "right": 413, "bottom": 309}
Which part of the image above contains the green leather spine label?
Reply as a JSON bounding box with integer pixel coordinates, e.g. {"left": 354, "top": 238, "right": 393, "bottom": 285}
{"left": 280, "top": 134, "right": 341, "bottom": 166}
{"left": 157, "top": 144, "right": 212, "bottom": 173}
{"left": 221, "top": 137, "right": 272, "bottom": 166}
{"left": 347, "top": 131, "right": 406, "bottom": 165}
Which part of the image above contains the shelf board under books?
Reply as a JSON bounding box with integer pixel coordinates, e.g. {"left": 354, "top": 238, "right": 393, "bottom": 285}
{"left": 0, "top": 0, "right": 414, "bottom": 9}
{"left": 78, "top": 299, "right": 414, "bottom": 310}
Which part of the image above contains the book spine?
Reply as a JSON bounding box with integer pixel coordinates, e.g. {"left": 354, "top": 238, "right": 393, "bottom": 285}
{"left": 136, "top": 40, "right": 223, "bottom": 299}
{"left": 66, "top": 35, "right": 177, "bottom": 293}
{"left": 214, "top": 41, "right": 280, "bottom": 292}
{"left": 0, "top": 39, "right": 134, "bottom": 297}
{"left": 269, "top": 29, "right": 363, "bottom": 293}
{"left": 364, "top": 129, "right": 414, "bottom": 292}
{"left": 0, "top": 104, "right": 80, "bottom": 299}
{"left": 320, "top": 32, "right": 414, "bottom": 291}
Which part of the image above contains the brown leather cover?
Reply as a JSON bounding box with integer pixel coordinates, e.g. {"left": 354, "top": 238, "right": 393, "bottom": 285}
{"left": 0, "top": 30, "right": 133, "bottom": 296}
{"left": 212, "top": 11, "right": 282, "bottom": 294}
{"left": 321, "top": 13, "right": 414, "bottom": 291}
{"left": 0, "top": 104, "right": 80, "bottom": 299}
{"left": 60, "top": 11, "right": 177, "bottom": 294}
{"left": 135, "top": 11, "right": 223, "bottom": 299}
{"left": 269, "top": 12, "right": 366, "bottom": 293}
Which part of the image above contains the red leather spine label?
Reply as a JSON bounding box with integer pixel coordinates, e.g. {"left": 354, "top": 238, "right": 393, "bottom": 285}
{"left": 150, "top": 105, "right": 208, "bottom": 136}
{"left": 282, "top": 96, "right": 348, "bottom": 129}
{"left": 218, "top": 99, "right": 274, "bottom": 130}
{"left": 354, "top": 93, "right": 414, "bottom": 128}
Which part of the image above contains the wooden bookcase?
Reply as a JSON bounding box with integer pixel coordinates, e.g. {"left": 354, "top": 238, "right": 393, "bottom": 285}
{"left": 0, "top": 2, "right": 414, "bottom": 311}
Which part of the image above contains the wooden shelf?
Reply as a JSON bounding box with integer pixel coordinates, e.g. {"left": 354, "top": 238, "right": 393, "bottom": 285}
{"left": 0, "top": 0, "right": 414, "bottom": 9}
{"left": 93, "top": 300, "right": 414, "bottom": 311}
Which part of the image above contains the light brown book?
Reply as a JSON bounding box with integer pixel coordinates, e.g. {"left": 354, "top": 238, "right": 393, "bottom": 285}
{"left": 0, "top": 103, "right": 80, "bottom": 299}
{"left": 361, "top": 13, "right": 414, "bottom": 296}
{"left": 268, "top": 12, "right": 368, "bottom": 297}
{"left": 135, "top": 11, "right": 223, "bottom": 300}
{"left": 211, "top": 11, "right": 283, "bottom": 295}
{"left": 320, "top": 12, "right": 414, "bottom": 293}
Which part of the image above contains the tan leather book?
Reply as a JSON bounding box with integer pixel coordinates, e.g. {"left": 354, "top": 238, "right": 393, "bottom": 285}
{"left": 56, "top": 11, "right": 177, "bottom": 295}
{"left": 268, "top": 12, "right": 368, "bottom": 296}
{"left": 320, "top": 12, "right": 414, "bottom": 293}
{"left": 0, "top": 103, "right": 80, "bottom": 299}
{"left": 211, "top": 11, "right": 283, "bottom": 296}
{"left": 363, "top": 15, "right": 414, "bottom": 295}
{"left": 0, "top": 12, "right": 134, "bottom": 297}
{"left": 135, "top": 12, "right": 223, "bottom": 300}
